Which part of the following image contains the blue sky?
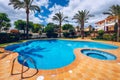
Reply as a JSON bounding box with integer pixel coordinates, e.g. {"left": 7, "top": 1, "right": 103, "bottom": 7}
{"left": 35, "top": 0, "right": 69, "bottom": 25}
{"left": 0, "top": 0, "right": 120, "bottom": 28}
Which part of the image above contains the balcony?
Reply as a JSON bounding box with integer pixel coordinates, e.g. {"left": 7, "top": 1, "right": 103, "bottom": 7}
{"left": 105, "top": 22, "right": 115, "bottom": 26}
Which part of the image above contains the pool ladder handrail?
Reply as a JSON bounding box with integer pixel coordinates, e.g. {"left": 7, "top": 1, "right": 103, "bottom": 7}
{"left": 11, "top": 55, "right": 38, "bottom": 79}
{"left": 11, "top": 55, "right": 29, "bottom": 75}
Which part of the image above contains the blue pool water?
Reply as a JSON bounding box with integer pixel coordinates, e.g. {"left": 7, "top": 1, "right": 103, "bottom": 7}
{"left": 5, "top": 39, "right": 118, "bottom": 69}
{"left": 81, "top": 49, "right": 116, "bottom": 60}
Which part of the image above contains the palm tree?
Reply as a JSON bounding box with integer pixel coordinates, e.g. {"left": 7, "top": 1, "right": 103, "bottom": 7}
{"left": 73, "top": 10, "right": 93, "bottom": 39}
{"left": 52, "top": 12, "right": 68, "bottom": 37}
{"left": 9, "top": 0, "right": 40, "bottom": 39}
{"left": 103, "top": 5, "right": 120, "bottom": 42}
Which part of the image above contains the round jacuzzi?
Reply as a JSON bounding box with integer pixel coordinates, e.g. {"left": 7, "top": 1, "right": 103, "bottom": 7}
{"left": 81, "top": 49, "right": 117, "bottom": 60}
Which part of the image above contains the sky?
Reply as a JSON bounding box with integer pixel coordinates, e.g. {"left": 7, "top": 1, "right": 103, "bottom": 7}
{"left": 0, "top": 0, "right": 120, "bottom": 29}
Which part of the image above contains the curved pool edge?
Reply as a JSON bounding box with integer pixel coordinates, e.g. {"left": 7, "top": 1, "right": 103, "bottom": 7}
{"left": 58, "top": 39, "right": 119, "bottom": 49}
{"left": 1, "top": 45, "right": 120, "bottom": 80}
{"left": 5, "top": 39, "right": 119, "bottom": 50}
{"left": 74, "top": 48, "right": 120, "bottom": 63}
{"left": 3, "top": 39, "right": 120, "bottom": 73}
{"left": 3, "top": 49, "right": 80, "bottom": 75}
{"left": 1, "top": 43, "right": 120, "bottom": 79}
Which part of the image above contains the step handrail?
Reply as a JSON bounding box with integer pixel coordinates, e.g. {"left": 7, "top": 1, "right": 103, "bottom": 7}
{"left": 21, "top": 57, "right": 38, "bottom": 79}
{"left": 11, "top": 55, "right": 29, "bottom": 75}
{"left": 11, "top": 55, "right": 38, "bottom": 79}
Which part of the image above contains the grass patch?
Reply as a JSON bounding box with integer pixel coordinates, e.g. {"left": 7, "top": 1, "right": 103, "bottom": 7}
{"left": 0, "top": 40, "right": 28, "bottom": 47}
{"left": 91, "top": 38, "right": 111, "bottom": 41}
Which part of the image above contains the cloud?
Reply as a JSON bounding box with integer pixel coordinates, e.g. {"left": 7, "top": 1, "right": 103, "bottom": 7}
{"left": 41, "top": 10, "right": 44, "bottom": 13}
{"left": 0, "top": 0, "right": 49, "bottom": 28}
{"left": 46, "top": 0, "right": 120, "bottom": 27}
{"left": 0, "top": 0, "right": 120, "bottom": 28}
{"left": 33, "top": 0, "right": 49, "bottom": 8}
{"left": 49, "top": 3, "right": 63, "bottom": 12}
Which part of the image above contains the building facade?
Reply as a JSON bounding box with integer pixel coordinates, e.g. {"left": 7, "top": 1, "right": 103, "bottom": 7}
{"left": 95, "top": 16, "right": 117, "bottom": 32}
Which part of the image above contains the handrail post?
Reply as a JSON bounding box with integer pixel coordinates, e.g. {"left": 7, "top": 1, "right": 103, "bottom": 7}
{"left": 11, "top": 55, "right": 38, "bottom": 79}
{"left": 11, "top": 58, "right": 16, "bottom": 75}
{"left": 21, "top": 57, "right": 38, "bottom": 79}
{"left": 21, "top": 62, "right": 24, "bottom": 79}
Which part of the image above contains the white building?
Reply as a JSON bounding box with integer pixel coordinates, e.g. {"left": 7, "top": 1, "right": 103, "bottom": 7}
{"left": 95, "top": 16, "right": 117, "bottom": 31}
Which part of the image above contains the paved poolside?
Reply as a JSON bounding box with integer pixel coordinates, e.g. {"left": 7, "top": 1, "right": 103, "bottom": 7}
{"left": 0, "top": 39, "right": 120, "bottom": 80}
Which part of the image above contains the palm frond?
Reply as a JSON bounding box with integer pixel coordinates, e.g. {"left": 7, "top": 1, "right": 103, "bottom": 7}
{"left": 25, "top": 0, "right": 31, "bottom": 5}
{"left": 73, "top": 10, "right": 93, "bottom": 24}
{"left": 62, "top": 16, "right": 68, "bottom": 22}
{"left": 103, "top": 4, "right": 120, "bottom": 17}
{"left": 53, "top": 12, "right": 66, "bottom": 22}
{"left": 29, "top": 5, "right": 40, "bottom": 13}
{"left": 9, "top": 0, "right": 25, "bottom": 9}
{"left": 52, "top": 16, "right": 60, "bottom": 23}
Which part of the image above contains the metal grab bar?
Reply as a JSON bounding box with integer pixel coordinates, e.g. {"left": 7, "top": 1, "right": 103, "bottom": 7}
{"left": 11, "top": 55, "right": 38, "bottom": 79}
{"left": 11, "top": 55, "right": 29, "bottom": 75}
{"left": 21, "top": 57, "right": 38, "bottom": 79}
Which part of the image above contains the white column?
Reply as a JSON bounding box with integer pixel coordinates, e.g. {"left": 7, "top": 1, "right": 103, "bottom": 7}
{"left": 104, "top": 19, "right": 106, "bottom": 31}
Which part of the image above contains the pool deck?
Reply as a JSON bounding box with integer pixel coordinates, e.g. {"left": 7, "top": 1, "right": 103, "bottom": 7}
{"left": 0, "top": 39, "right": 120, "bottom": 80}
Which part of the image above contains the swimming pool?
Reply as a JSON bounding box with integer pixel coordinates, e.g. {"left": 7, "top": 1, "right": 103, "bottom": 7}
{"left": 5, "top": 39, "right": 118, "bottom": 69}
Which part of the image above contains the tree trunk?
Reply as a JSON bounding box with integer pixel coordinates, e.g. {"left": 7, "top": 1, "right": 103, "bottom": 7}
{"left": 0, "top": 26, "right": 2, "bottom": 33}
{"left": 59, "top": 22, "right": 61, "bottom": 38}
{"left": 0, "top": 28, "right": 1, "bottom": 33}
{"left": 79, "top": 26, "right": 81, "bottom": 37}
{"left": 81, "top": 22, "right": 84, "bottom": 39}
{"left": 94, "top": 30, "right": 95, "bottom": 38}
{"left": 117, "top": 18, "right": 120, "bottom": 42}
{"left": 23, "top": 28, "right": 25, "bottom": 39}
{"left": 24, "top": 28, "right": 25, "bottom": 34}
{"left": 0, "top": 20, "right": 3, "bottom": 33}
{"left": 26, "top": 8, "right": 29, "bottom": 39}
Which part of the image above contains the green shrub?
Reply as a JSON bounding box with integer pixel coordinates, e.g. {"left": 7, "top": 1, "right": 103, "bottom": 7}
{"left": 97, "top": 30, "right": 104, "bottom": 39}
{"left": 103, "top": 34, "right": 112, "bottom": 40}
{"left": 45, "top": 24, "right": 58, "bottom": 38}
{"left": 93, "top": 33, "right": 119, "bottom": 41}
{"left": 52, "top": 33, "right": 58, "bottom": 38}
{"left": 98, "top": 30, "right": 104, "bottom": 35}
{"left": 84, "top": 31, "right": 90, "bottom": 37}
{"left": 69, "top": 29, "right": 76, "bottom": 38}
{"left": 62, "top": 24, "right": 74, "bottom": 30}
{"left": 19, "top": 33, "right": 32, "bottom": 39}
{"left": 0, "top": 33, "right": 20, "bottom": 43}
{"left": 46, "top": 32, "right": 51, "bottom": 38}
{"left": 63, "top": 32, "right": 70, "bottom": 38}
{"left": 111, "top": 33, "right": 117, "bottom": 41}
{"left": 28, "top": 34, "right": 32, "bottom": 38}
{"left": 44, "top": 26, "right": 54, "bottom": 33}
{"left": 46, "top": 32, "right": 58, "bottom": 38}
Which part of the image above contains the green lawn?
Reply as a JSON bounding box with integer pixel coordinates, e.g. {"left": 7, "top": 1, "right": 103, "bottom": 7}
{"left": 0, "top": 40, "right": 28, "bottom": 47}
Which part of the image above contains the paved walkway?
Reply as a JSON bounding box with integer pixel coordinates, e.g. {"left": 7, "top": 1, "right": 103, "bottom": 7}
{"left": 0, "top": 39, "right": 120, "bottom": 80}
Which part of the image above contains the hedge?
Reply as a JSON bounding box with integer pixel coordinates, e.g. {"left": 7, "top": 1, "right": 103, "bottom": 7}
{"left": 0, "top": 33, "right": 20, "bottom": 44}
{"left": 46, "top": 32, "right": 58, "bottom": 38}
